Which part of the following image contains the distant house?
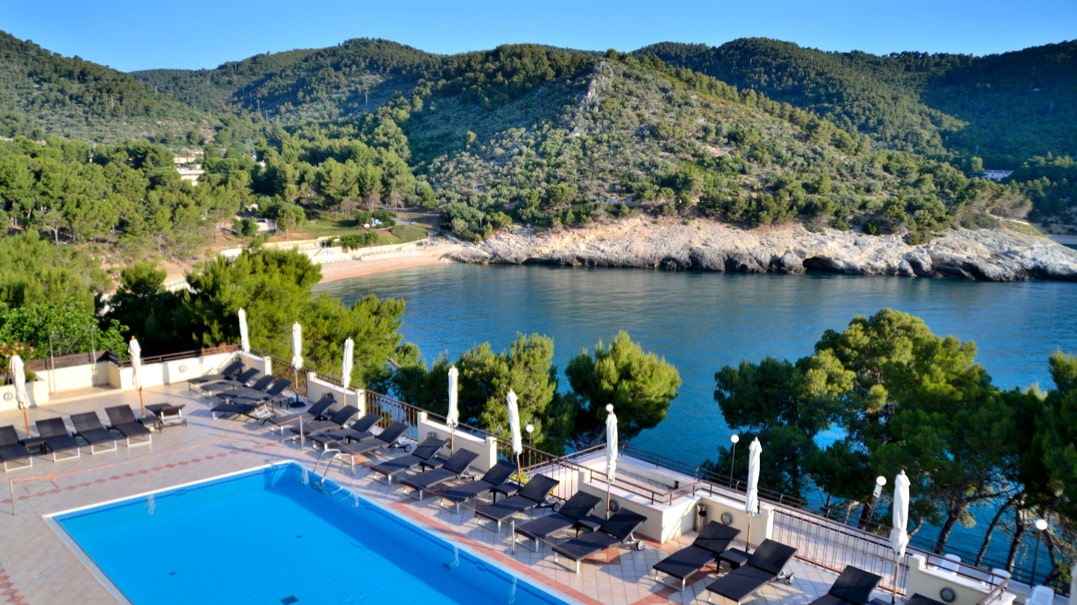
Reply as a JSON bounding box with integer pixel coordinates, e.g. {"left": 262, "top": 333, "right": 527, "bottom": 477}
{"left": 982, "top": 169, "right": 1014, "bottom": 182}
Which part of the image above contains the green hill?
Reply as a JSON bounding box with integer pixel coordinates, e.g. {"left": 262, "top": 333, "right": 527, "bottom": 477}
{"left": 0, "top": 31, "right": 211, "bottom": 144}
{"left": 634, "top": 38, "right": 1077, "bottom": 168}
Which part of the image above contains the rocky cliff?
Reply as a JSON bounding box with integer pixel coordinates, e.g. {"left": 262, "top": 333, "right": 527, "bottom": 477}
{"left": 448, "top": 217, "right": 1077, "bottom": 282}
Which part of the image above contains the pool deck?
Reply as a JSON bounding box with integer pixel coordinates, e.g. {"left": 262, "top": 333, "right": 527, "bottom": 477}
{"left": 2, "top": 384, "right": 888, "bottom": 605}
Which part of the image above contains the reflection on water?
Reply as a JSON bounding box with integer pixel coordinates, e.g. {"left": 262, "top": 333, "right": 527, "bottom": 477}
{"left": 319, "top": 264, "right": 1077, "bottom": 463}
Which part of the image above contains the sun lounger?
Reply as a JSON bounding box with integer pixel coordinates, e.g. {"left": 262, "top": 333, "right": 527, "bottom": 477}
{"left": 69, "top": 411, "right": 119, "bottom": 454}
{"left": 399, "top": 448, "right": 480, "bottom": 499}
{"left": 653, "top": 521, "right": 742, "bottom": 590}
{"left": 35, "top": 417, "right": 81, "bottom": 461}
{"left": 370, "top": 436, "right": 448, "bottom": 484}
{"left": 0, "top": 425, "right": 33, "bottom": 472}
{"left": 212, "top": 375, "right": 275, "bottom": 400}
{"left": 104, "top": 405, "right": 153, "bottom": 446}
{"left": 315, "top": 412, "right": 384, "bottom": 444}
{"left": 331, "top": 421, "right": 410, "bottom": 472}
{"left": 551, "top": 510, "right": 648, "bottom": 574}
{"left": 808, "top": 565, "right": 883, "bottom": 605}
{"left": 217, "top": 377, "right": 293, "bottom": 407}
{"left": 705, "top": 538, "right": 798, "bottom": 604}
{"left": 288, "top": 405, "right": 360, "bottom": 441}
{"left": 264, "top": 395, "right": 337, "bottom": 433}
{"left": 512, "top": 491, "right": 603, "bottom": 553}
{"left": 473, "top": 474, "right": 560, "bottom": 531}
{"left": 196, "top": 368, "right": 260, "bottom": 395}
{"left": 187, "top": 359, "right": 244, "bottom": 390}
{"left": 209, "top": 396, "right": 275, "bottom": 422}
{"left": 437, "top": 460, "right": 519, "bottom": 513}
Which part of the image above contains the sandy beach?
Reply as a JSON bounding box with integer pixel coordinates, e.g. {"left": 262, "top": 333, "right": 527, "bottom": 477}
{"left": 315, "top": 241, "right": 466, "bottom": 283}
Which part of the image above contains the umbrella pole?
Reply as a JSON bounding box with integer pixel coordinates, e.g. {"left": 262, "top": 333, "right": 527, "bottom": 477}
{"left": 892, "top": 556, "right": 900, "bottom": 605}
{"left": 515, "top": 454, "right": 522, "bottom": 485}
{"left": 138, "top": 387, "right": 144, "bottom": 417}
{"left": 21, "top": 407, "right": 29, "bottom": 436}
{"left": 606, "top": 479, "right": 612, "bottom": 519}
{"left": 450, "top": 425, "right": 455, "bottom": 453}
{"left": 745, "top": 515, "right": 753, "bottom": 554}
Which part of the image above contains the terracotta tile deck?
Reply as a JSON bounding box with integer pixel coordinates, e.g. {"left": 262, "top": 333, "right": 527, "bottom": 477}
{"left": 0, "top": 384, "right": 890, "bottom": 605}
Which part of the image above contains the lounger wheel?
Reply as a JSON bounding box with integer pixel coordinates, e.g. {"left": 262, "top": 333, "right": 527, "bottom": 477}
{"left": 636, "top": 541, "right": 645, "bottom": 551}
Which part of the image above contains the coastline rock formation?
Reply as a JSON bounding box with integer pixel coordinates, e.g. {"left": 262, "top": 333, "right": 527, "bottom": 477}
{"left": 448, "top": 217, "right": 1077, "bottom": 282}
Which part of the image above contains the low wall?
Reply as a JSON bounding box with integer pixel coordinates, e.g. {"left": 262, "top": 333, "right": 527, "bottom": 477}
{"left": 905, "top": 555, "right": 1016, "bottom": 605}
{"left": 416, "top": 413, "right": 497, "bottom": 472}
{"left": 0, "top": 351, "right": 242, "bottom": 412}
{"left": 306, "top": 374, "right": 362, "bottom": 410}
{"left": 697, "top": 492, "right": 776, "bottom": 551}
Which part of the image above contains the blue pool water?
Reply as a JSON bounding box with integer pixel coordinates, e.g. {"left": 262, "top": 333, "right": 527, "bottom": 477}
{"left": 54, "top": 464, "right": 570, "bottom": 605}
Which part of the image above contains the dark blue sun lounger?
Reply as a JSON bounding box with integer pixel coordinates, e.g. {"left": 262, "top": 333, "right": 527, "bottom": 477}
{"left": 652, "top": 521, "right": 742, "bottom": 590}
{"left": 370, "top": 436, "right": 447, "bottom": 484}
{"left": 808, "top": 565, "right": 883, "bottom": 605}
{"left": 438, "top": 460, "right": 518, "bottom": 513}
{"left": 400, "top": 448, "right": 480, "bottom": 499}
{"left": 512, "top": 491, "right": 603, "bottom": 553}
{"left": 473, "top": 474, "right": 560, "bottom": 531}
{"left": 36, "top": 417, "right": 81, "bottom": 461}
{"left": 551, "top": 509, "right": 648, "bottom": 574}
{"left": 187, "top": 359, "right": 244, "bottom": 390}
{"left": 104, "top": 405, "right": 153, "bottom": 446}
{"left": 0, "top": 425, "right": 33, "bottom": 471}
{"left": 705, "top": 538, "right": 798, "bottom": 604}
{"left": 331, "top": 421, "right": 410, "bottom": 472}
{"left": 70, "top": 411, "right": 119, "bottom": 454}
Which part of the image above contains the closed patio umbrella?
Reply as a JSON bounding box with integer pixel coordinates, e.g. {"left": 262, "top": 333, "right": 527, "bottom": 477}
{"left": 291, "top": 322, "right": 303, "bottom": 369}
{"left": 605, "top": 404, "right": 618, "bottom": 518}
{"left": 447, "top": 365, "right": 459, "bottom": 451}
{"left": 291, "top": 322, "right": 303, "bottom": 404}
{"left": 744, "top": 436, "right": 762, "bottom": 552}
{"left": 238, "top": 308, "right": 250, "bottom": 353}
{"left": 507, "top": 389, "right": 522, "bottom": 481}
{"left": 128, "top": 336, "right": 143, "bottom": 417}
{"left": 341, "top": 337, "right": 354, "bottom": 391}
{"left": 890, "top": 469, "right": 910, "bottom": 605}
{"left": 9, "top": 354, "right": 30, "bottom": 435}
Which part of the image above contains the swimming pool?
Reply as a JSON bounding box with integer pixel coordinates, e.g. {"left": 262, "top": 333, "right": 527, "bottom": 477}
{"left": 53, "top": 463, "right": 573, "bottom": 604}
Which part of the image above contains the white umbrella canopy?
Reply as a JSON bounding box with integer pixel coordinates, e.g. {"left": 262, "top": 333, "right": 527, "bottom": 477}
{"left": 890, "top": 469, "right": 911, "bottom": 604}
{"left": 507, "top": 389, "right": 522, "bottom": 480}
{"left": 605, "top": 404, "right": 618, "bottom": 483}
{"left": 128, "top": 336, "right": 144, "bottom": 416}
{"left": 9, "top": 354, "right": 30, "bottom": 435}
{"left": 291, "top": 322, "right": 303, "bottom": 369}
{"left": 341, "top": 337, "right": 354, "bottom": 391}
{"left": 238, "top": 308, "right": 250, "bottom": 353}
{"left": 605, "top": 404, "right": 619, "bottom": 517}
{"left": 447, "top": 365, "right": 459, "bottom": 450}
{"left": 447, "top": 366, "right": 459, "bottom": 427}
{"left": 744, "top": 437, "right": 762, "bottom": 551}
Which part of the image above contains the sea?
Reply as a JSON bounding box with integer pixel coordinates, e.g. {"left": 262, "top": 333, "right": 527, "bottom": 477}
{"left": 315, "top": 263, "right": 1077, "bottom": 573}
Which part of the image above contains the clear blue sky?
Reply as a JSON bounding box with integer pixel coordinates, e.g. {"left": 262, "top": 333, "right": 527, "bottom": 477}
{"left": 6, "top": 0, "right": 1075, "bottom": 72}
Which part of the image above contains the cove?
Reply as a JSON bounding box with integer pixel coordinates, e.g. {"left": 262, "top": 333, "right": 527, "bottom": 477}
{"left": 317, "top": 264, "right": 1077, "bottom": 464}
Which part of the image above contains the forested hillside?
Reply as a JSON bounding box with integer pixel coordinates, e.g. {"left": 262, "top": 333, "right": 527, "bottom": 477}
{"left": 0, "top": 32, "right": 210, "bottom": 143}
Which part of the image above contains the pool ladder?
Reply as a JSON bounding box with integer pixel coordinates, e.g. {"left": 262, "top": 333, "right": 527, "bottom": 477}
{"left": 308, "top": 448, "right": 347, "bottom": 496}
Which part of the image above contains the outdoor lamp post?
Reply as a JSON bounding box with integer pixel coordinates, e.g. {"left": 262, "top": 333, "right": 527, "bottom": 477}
{"left": 867, "top": 475, "right": 887, "bottom": 524}
{"left": 1031, "top": 517, "right": 1048, "bottom": 585}
{"left": 729, "top": 434, "right": 740, "bottom": 486}
{"left": 525, "top": 423, "right": 533, "bottom": 449}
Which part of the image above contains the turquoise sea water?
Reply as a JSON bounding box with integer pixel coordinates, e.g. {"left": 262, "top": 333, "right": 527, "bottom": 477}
{"left": 316, "top": 264, "right": 1077, "bottom": 569}
{"left": 55, "top": 464, "right": 567, "bottom": 605}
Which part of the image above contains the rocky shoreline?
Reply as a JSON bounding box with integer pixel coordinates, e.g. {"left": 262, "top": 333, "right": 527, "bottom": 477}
{"left": 447, "top": 217, "right": 1077, "bottom": 282}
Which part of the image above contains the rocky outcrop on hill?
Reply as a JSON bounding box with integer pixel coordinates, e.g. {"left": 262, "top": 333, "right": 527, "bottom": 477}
{"left": 447, "top": 217, "right": 1077, "bottom": 282}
